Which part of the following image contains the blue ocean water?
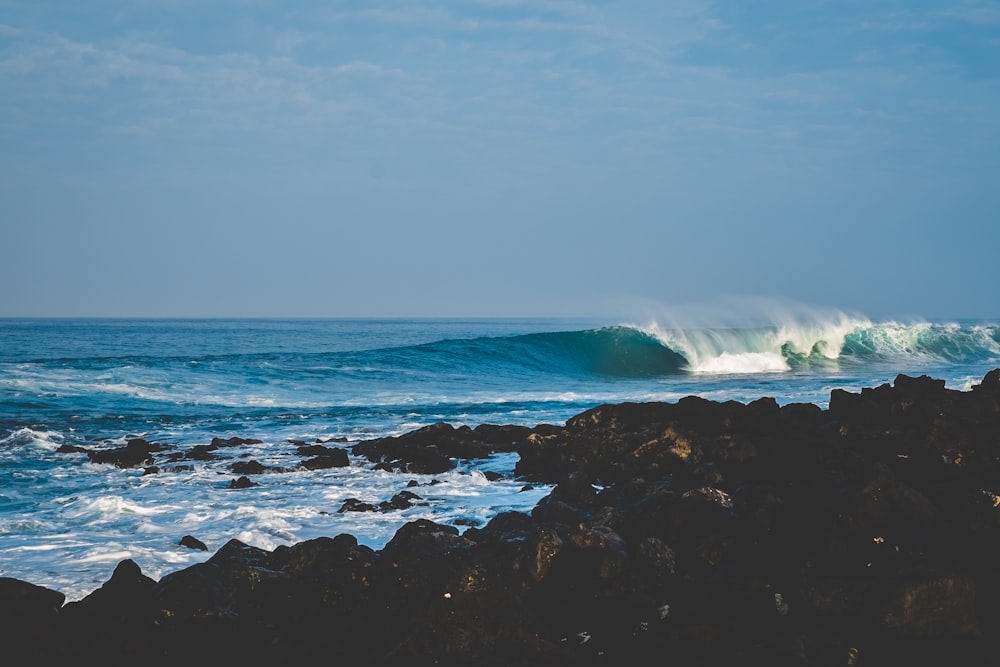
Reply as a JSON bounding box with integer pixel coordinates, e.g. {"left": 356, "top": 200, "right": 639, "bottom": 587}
{"left": 1, "top": 315, "right": 998, "bottom": 599}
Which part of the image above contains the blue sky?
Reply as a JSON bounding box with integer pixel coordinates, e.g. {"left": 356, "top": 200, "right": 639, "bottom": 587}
{"left": 1, "top": 1, "right": 998, "bottom": 319}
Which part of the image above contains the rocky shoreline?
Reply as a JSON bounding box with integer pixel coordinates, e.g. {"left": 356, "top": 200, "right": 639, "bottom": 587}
{"left": 3, "top": 370, "right": 1000, "bottom": 666}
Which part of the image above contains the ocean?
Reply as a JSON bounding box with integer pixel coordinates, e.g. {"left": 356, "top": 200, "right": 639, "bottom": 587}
{"left": 2, "top": 314, "right": 998, "bottom": 600}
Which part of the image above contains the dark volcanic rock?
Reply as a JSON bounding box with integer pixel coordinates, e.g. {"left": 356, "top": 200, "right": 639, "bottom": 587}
{"left": 338, "top": 490, "right": 425, "bottom": 513}
{"left": 10, "top": 370, "right": 1000, "bottom": 666}
{"left": 86, "top": 438, "right": 163, "bottom": 468}
{"left": 338, "top": 498, "right": 377, "bottom": 513}
{"left": 379, "top": 490, "right": 424, "bottom": 511}
{"left": 231, "top": 459, "right": 288, "bottom": 475}
{"left": 296, "top": 444, "right": 338, "bottom": 456}
{"left": 369, "top": 445, "right": 454, "bottom": 475}
{"left": 352, "top": 421, "right": 530, "bottom": 474}
{"left": 186, "top": 443, "right": 219, "bottom": 460}
{"left": 229, "top": 476, "right": 257, "bottom": 489}
{"left": 1, "top": 578, "right": 65, "bottom": 665}
{"left": 211, "top": 436, "right": 263, "bottom": 448}
{"left": 180, "top": 535, "right": 209, "bottom": 551}
{"left": 300, "top": 448, "right": 350, "bottom": 470}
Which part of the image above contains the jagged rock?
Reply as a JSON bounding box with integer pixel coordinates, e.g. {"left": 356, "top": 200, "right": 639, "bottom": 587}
{"left": 0, "top": 577, "right": 65, "bottom": 615}
{"left": 211, "top": 436, "right": 263, "bottom": 448}
{"left": 353, "top": 422, "right": 516, "bottom": 474}
{"left": 338, "top": 498, "right": 377, "bottom": 513}
{"left": 86, "top": 438, "right": 162, "bottom": 468}
{"left": 380, "top": 490, "right": 424, "bottom": 511}
{"left": 231, "top": 459, "right": 284, "bottom": 475}
{"left": 186, "top": 443, "right": 218, "bottom": 460}
{"left": 229, "top": 476, "right": 257, "bottom": 489}
{"left": 368, "top": 445, "right": 454, "bottom": 475}
{"left": 180, "top": 535, "right": 209, "bottom": 551}
{"left": 61, "top": 559, "right": 156, "bottom": 628}
{"left": 8, "top": 369, "right": 1000, "bottom": 666}
{"left": 300, "top": 448, "right": 350, "bottom": 470}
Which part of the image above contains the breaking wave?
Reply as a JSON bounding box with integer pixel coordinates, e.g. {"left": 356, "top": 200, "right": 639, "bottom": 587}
{"left": 466, "top": 319, "right": 1000, "bottom": 377}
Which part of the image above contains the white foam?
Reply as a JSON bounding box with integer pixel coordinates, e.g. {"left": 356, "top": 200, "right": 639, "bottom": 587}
{"left": 693, "top": 352, "right": 790, "bottom": 374}
{"left": 0, "top": 443, "right": 555, "bottom": 601}
{"left": 635, "top": 300, "right": 870, "bottom": 374}
{"left": 0, "top": 427, "right": 64, "bottom": 451}
{"left": 75, "top": 550, "right": 134, "bottom": 565}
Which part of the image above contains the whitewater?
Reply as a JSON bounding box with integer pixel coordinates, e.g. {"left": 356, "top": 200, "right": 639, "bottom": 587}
{"left": 2, "top": 314, "right": 998, "bottom": 600}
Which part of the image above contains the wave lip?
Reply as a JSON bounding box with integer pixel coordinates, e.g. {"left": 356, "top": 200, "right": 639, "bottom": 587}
{"left": 639, "top": 311, "right": 869, "bottom": 375}
{"left": 842, "top": 322, "right": 1000, "bottom": 364}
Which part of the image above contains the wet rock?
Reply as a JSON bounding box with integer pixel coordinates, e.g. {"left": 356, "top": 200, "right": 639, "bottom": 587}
{"left": 180, "top": 535, "right": 209, "bottom": 551}
{"left": 86, "top": 438, "right": 162, "bottom": 468}
{"left": 353, "top": 422, "right": 506, "bottom": 473}
{"left": 231, "top": 459, "right": 285, "bottom": 475}
{"left": 211, "top": 436, "right": 263, "bottom": 448}
{"left": 368, "top": 445, "right": 454, "bottom": 475}
{"left": 296, "top": 444, "right": 339, "bottom": 457}
{"left": 229, "top": 476, "right": 257, "bottom": 489}
{"left": 8, "top": 369, "right": 1000, "bottom": 666}
{"left": 380, "top": 490, "right": 424, "bottom": 511}
{"left": 338, "top": 498, "right": 377, "bottom": 513}
{"left": 186, "top": 443, "right": 219, "bottom": 460}
{"left": 300, "top": 448, "right": 350, "bottom": 470}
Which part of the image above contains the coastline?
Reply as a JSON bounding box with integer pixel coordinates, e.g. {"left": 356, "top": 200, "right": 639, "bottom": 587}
{"left": 3, "top": 369, "right": 1000, "bottom": 665}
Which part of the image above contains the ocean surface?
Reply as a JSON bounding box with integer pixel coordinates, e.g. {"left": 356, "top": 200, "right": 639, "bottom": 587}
{"left": 2, "top": 314, "right": 999, "bottom": 600}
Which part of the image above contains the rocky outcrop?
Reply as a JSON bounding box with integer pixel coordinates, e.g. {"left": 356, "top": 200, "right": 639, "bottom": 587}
{"left": 85, "top": 438, "right": 164, "bottom": 468}
{"left": 6, "top": 371, "right": 1000, "bottom": 666}
{"left": 352, "top": 422, "right": 539, "bottom": 474}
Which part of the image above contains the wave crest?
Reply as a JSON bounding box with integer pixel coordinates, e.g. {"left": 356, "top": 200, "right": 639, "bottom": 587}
{"left": 642, "top": 312, "right": 867, "bottom": 374}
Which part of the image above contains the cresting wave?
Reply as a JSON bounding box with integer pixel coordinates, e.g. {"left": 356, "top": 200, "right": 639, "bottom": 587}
{"left": 354, "top": 319, "right": 1000, "bottom": 378}
{"left": 643, "top": 320, "right": 1000, "bottom": 374}
{"left": 505, "top": 320, "right": 1000, "bottom": 376}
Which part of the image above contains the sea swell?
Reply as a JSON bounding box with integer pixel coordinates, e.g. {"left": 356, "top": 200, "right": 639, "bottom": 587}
{"left": 5, "top": 323, "right": 999, "bottom": 397}
{"left": 400, "top": 320, "right": 1000, "bottom": 378}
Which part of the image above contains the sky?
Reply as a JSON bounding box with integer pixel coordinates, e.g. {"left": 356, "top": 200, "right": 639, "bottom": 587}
{"left": 1, "top": 1, "right": 998, "bottom": 319}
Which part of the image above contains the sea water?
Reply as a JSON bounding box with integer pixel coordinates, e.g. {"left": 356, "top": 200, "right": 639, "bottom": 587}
{"left": 2, "top": 314, "right": 998, "bottom": 600}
